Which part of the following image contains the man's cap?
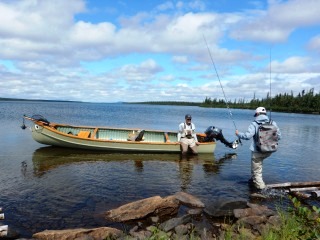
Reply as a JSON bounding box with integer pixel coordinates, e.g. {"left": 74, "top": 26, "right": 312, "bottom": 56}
{"left": 254, "top": 107, "right": 267, "bottom": 117}
{"left": 185, "top": 114, "right": 192, "bottom": 119}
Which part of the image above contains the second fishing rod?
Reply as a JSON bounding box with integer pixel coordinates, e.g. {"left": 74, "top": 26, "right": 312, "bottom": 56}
{"left": 203, "top": 35, "right": 242, "bottom": 146}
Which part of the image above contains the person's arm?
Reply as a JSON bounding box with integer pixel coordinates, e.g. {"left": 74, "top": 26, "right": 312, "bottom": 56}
{"left": 191, "top": 123, "right": 198, "bottom": 142}
{"left": 177, "top": 123, "right": 183, "bottom": 141}
{"left": 236, "top": 122, "right": 256, "bottom": 140}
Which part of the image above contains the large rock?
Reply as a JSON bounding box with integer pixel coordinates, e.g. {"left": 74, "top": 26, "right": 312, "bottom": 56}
{"left": 32, "top": 227, "right": 124, "bottom": 240}
{"left": 105, "top": 196, "right": 180, "bottom": 222}
{"left": 159, "top": 214, "right": 192, "bottom": 232}
{"left": 173, "top": 192, "right": 205, "bottom": 208}
{"left": 233, "top": 205, "right": 275, "bottom": 219}
{"left": 204, "top": 199, "right": 248, "bottom": 217}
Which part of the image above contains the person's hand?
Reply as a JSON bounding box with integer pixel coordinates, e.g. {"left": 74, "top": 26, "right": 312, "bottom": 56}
{"left": 196, "top": 142, "right": 200, "bottom": 146}
{"left": 235, "top": 130, "right": 239, "bottom": 136}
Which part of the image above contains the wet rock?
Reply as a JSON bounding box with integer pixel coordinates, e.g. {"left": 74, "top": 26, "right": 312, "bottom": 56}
{"left": 234, "top": 204, "right": 275, "bottom": 218}
{"left": 267, "top": 215, "right": 282, "bottom": 227}
{"left": 129, "top": 225, "right": 139, "bottom": 235}
{"left": 250, "top": 192, "right": 267, "bottom": 199}
{"left": 174, "top": 224, "right": 189, "bottom": 236}
{"left": 150, "top": 215, "right": 159, "bottom": 223}
{"left": 187, "top": 208, "right": 203, "bottom": 215}
{"left": 204, "top": 199, "right": 248, "bottom": 217}
{"left": 105, "top": 195, "right": 179, "bottom": 222}
{"left": 236, "top": 215, "right": 267, "bottom": 228}
{"left": 32, "top": 227, "right": 124, "bottom": 240}
{"left": 130, "top": 230, "right": 152, "bottom": 240}
{"left": 173, "top": 192, "right": 205, "bottom": 208}
{"left": 159, "top": 214, "right": 192, "bottom": 232}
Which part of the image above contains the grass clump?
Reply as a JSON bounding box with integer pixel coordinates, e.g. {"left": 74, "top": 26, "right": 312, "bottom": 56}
{"left": 262, "top": 196, "right": 320, "bottom": 240}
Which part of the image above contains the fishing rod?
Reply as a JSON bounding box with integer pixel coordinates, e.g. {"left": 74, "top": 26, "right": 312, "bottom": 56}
{"left": 269, "top": 47, "right": 272, "bottom": 120}
{"left": 203, "top": 35, "right": 241, "bottom": 145}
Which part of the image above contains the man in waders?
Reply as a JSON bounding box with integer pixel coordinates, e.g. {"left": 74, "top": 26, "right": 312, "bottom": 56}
{"left": 178, "top": 114, "right": 199, "bottom": 155}
{"left": 235, "top": 107, "right": 281, "bottom": 190}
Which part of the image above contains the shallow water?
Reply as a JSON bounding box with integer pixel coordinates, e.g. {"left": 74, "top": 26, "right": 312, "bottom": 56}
{"left": 0, "top": 101, "right": 319, "bottom": 237}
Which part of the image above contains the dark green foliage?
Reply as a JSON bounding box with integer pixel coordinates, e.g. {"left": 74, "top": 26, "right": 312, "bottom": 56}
{"left": 201, "top": 88, "right": 320, "bottom": 114}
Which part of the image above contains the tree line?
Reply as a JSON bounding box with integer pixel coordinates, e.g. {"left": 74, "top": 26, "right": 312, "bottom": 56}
{"left": 201, "top": 88, "right": 320, "bottom": 114}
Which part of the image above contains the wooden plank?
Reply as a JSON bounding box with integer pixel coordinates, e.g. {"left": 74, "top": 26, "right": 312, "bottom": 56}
{"left": 164, "top": 132, "right": 170, "bottom": 143}
{"left": 266, "top": 181, "right": 320, "bottom": 189}
{"left": 91, "top": 128, "right": 99, "bottom": 139}
{"left": 0, "top": 213, "right": 4, "bottom": 220}
{"left": 289, "top": 187, "right": 320, "bottom": 192}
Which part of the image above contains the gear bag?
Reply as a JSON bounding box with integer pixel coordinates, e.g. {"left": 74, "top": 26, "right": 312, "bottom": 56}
{"left": 255, "top": 120, "right": 279, "bottom": 152}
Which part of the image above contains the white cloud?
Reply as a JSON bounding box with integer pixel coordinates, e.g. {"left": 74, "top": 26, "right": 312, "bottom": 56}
{"left": 307, "top": 35, "right": 320, "bottom": 54}
{"left": 0, "top": 0, "right": 319, "bottom": 102}
{"left": 271, "top": 57, "right": 320, "bottom": 73}
{"left": 118, "top": 59, "right": 163, "bottom": 82}
{"left": 230, "top": 0, "right": 320, "bottom": 43}
{"left": 156, "top": 1, "right": 174, "bottom": 11}
{"left": 172, "top": 55, "right": 188, "bottom": 64}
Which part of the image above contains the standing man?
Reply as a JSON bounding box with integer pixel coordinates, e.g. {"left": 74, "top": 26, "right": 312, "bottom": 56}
{"left": 235, "top": 107, "right": 281, "bottom": 190}
{"left": 178, "top": 114, "right": 199, "bottom": 155}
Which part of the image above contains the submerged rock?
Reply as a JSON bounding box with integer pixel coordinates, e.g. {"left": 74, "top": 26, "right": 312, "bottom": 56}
{"left": 173, "top": 192, "right": 205, "bottom": 208}
{"left": 204, "top": 199, "right": 248, "bottom": 217}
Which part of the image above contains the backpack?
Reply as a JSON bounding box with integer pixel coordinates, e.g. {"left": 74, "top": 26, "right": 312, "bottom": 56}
{"left": 254, "top": 120, "right": 279, "bottom": 153}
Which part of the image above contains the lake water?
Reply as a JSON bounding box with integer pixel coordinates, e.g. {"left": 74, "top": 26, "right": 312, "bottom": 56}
{"left": 0, "top": 101, "right": 319, "bottom": 238}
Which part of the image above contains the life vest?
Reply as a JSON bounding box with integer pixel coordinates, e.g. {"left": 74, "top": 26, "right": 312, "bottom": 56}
{"left": 182, "top": 123, "right": 195, "bottom": 139}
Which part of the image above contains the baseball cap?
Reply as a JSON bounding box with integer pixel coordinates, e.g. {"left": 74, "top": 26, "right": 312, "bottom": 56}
{"left": 254, "top": 107, "right": 267, "bottom": 117}
{"left": 185, "top": 114, "right": 192, "bottom": 119}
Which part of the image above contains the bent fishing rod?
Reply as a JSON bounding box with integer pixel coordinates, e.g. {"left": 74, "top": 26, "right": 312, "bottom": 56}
{"left": 203, "top": 35, "right": 241, "bottom": 144}
{"left": 269, "top": 47, "right": 272, "bottom": 120}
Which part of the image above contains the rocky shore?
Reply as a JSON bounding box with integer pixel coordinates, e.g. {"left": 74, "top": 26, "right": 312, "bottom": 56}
{"left": 2, "top": 192, "right": 280, "bottom": 240}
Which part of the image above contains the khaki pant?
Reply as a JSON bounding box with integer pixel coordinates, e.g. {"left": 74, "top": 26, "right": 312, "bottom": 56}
{"left": 251, "top": 151, "right": 272, "bottom": 189}
{"left": 180, "top": 137, "right": 198, "bottom": 155}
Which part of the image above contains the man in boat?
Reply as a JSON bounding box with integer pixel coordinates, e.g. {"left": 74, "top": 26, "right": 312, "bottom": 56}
{"left": 178, "top": 114, "right": 199, "bottom": 155}
{"left": 235, "top": 107, "right": 281, "bottom": 190}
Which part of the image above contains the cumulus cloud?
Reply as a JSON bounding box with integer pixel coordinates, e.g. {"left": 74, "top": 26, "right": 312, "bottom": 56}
{"left": 0, "top": 0, "right": 319, "bottom": 102}
{"left": 229, "top": 0, "right": 320, "bottom": 43}
{"left": 270, "top": 57, "right": 320, "bottom": 73}
{"left": 307, "top": 35, "right": 320, "bottom": 54}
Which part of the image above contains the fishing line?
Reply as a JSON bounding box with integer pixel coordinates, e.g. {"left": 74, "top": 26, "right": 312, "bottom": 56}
{"left": 203, "top": 35, "right": 238, "bottom": 131}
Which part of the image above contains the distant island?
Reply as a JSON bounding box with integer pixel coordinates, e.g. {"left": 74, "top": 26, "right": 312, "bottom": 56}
{"left": 0, "top": 97, "right": 81, "bottom": 103}
{"left": 129, "top": 88, "right": 320, "bottom": 115}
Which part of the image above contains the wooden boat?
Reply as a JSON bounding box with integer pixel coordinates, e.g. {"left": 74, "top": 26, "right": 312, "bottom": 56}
{"left": 22, "top": 115, "right": 216, "bottom": 153}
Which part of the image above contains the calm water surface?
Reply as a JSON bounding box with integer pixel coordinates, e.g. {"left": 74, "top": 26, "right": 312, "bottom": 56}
{"left": 0, "top": 101, "right": 319, "bottom": 237}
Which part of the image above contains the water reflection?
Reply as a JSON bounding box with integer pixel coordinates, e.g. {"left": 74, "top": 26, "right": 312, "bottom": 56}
{"left": 31, "top": 147, "right": 236, "bottom": 180}
{"left": 31, "top": 147, "right": 236, "bottom": 195}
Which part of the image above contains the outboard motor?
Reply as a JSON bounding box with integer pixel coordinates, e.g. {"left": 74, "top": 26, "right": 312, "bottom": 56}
{"left": 204, "top": 126, "right": 237, "bottom": 149}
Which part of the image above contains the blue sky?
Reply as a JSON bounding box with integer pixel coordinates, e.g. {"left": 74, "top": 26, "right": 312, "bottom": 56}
{"left": 0, "top": 0, "right": 319, "bottom": 102}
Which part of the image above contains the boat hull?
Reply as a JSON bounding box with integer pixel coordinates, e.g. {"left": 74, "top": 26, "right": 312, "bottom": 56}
{"left": 30, "top": 123, "right": 216, "bottom": 153}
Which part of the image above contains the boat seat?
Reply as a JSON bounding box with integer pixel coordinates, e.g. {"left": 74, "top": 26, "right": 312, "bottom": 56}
{"left": 78, "top": 131, "right": 91, "bottom": 138}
